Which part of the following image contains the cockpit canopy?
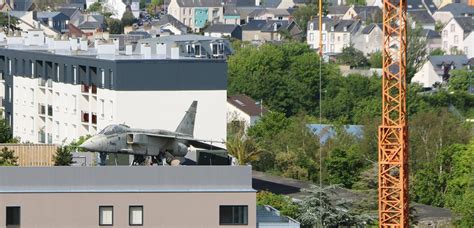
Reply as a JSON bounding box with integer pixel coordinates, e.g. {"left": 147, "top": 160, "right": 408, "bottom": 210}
{"left": 98, "top": 124, "right": 129, "bottom": 135}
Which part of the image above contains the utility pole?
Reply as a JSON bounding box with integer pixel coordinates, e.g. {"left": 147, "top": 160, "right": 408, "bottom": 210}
{"left": 378, "top": 0, "right": 409, "bottom": 226}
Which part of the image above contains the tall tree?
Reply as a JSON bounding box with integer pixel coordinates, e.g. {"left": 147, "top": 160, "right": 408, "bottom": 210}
{"left": 0, "top": 147, "right": 17, "bottom": 166}
{"left": 0, "top": 118, "right": 12, "bottom": 143}
{"left": 121, "top": 10, "right": 136, "bottom": 27}
{"left": 407, "top": 23, "right": 428, "bottom": 83}
{"left": 226, "top": 130, "right": 264, "bottom": 165}
{"left": 337, "top": 46, "right": 369, "bottom": 68}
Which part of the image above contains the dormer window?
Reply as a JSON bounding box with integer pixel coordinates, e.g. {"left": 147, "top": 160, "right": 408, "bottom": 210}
{"left": 193, "top": 44, "right": 201, "bottom": 57}
{"left": 186, "top": 43, "right": 193, "bottom": 54}
{"left": 310, "top": 23, "right": 314, "bottom": 30}
{"left": 343, "top": 26, "right": 347, "bottom": 32}
{"left": 331, "top": 26, "right": 334, "bottom": 32}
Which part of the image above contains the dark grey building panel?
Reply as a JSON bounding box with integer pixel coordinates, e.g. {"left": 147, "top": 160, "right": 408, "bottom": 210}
{"left": 0, "top": 166, "right": 254, "bottom": 193}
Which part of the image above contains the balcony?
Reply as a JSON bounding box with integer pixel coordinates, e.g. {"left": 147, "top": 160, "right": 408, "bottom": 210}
{"left": 47, "top": 105, "right": 53, "bottom": 117}
{"left": 91, "top": 113, "right": 97, "bottom": 124}
{"left": 91, "top": 84, "right": 97, "bottom": 95}
{"left": 81, "top": 111, "right": 89, "bottom": 123}
{"left": 38, "top": 131, "right": 46, "bottom": 143}
{"left": 38, "top": 78, "right": 46, "bottom": 87}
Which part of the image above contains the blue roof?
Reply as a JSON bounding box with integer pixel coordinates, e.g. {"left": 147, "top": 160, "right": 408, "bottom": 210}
{"left": 307, "top": 124, "right": 364, "bottom": 143}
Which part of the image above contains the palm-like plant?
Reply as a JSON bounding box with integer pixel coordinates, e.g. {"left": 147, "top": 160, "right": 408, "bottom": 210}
{"left": 226, "top": 130, "right": 264, "bottom": 165}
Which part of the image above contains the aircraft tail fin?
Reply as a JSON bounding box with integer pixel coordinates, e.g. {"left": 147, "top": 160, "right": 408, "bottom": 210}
{"left": 175, "top": 101, "right": 197, "bottom": 136}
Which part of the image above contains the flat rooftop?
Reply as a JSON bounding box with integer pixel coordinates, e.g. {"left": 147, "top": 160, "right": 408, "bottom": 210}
{"left": 0, "top": 166, "right": 254, "bottom": 193}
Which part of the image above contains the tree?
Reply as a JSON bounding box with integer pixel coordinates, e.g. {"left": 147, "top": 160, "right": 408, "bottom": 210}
{"left": 292, "top": 4, "right": 325, "bottom": 35}
{"left": 325, "top": 148, "right": 364, "bottom": 188}
{"left": 0, "top": 13, "right": 18, "bottom": 34}
{"left": 257, "top": 191, "right": 300, "bottom": 219}
{"left": 0, "top": 118, "right": 12, "bottom": 143}
{"left": 106, "top": 18, "right": 123, "bottom": 34}
{"left": 337, "top": 46, "right": 369, "bottom": 68}
{"left": 121, "top": 10, "right": 136, "bottom": 27}
{"left": 0, "top": 147, "right": 17, "bottom": 166}
{"left": 64, "top": 135, "right": 92, "bottom": 153}
{"left": 298, "top": 185, "right": 374, "bottom": 227}
{"left": 430, "top": 48, "right": 445, "bottom": 56}
{"left": 369, "top": 51, "right": 382, "bottom": 68}
{"left": 87, "top": 2, "right": 103, "bottom": 13}
{"left": 448, "top": 69, "right": 473, "bottom": 93}
{"left": 226, "top": 130, "right": 264, "bottom": 165}
{"left": 147, "top": 0, "right": 164, "bottom": 15}
{"left": 53, "top": 147, "right": 73, "bottom": 166}
{"left": 407, "top": 23, "right": 428, "bottom": 83}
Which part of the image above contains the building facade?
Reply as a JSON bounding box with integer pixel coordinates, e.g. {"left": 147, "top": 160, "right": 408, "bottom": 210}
{"left": 441, "top": 17, "right": 474, "bottom": 55}
{"left": 307, "top": 17, "right": 361, "bottom": 54}
{"left": 0, "top": 32, "right": 227, "bottom": 145}
{"left": 0, "top": 166, "right": 256, "bottom": 227}
{"left": 167, "top": 0, "right": 224, "bottom": 32}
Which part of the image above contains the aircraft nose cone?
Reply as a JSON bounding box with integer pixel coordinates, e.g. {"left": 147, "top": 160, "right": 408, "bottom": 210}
{"left": 80, "top": 138, "right": 97, "bottom": 151}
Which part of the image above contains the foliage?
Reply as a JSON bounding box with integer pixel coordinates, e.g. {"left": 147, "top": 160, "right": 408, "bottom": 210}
{"left": 0, "top": 147, "right": 17, "bottom": 166}
{"left": 435, "top": 21, "right": 445, "bottom": 32}
{"left": 448, "top": 69, "right": 473, "bottom": 93}
{"left": 0, "top": 118, "right": 13, "bottom": 143}
{"left": 298, "top": 185, "right": 375, "bottom": 227}
{"left": 430, "top": 48, "right": 445, "bottom": 56}
{"left": 64, "top": 135, "right": 92, "bottom": 153}
{"left": 292, "top": 3, "right": 327, "bottom": 35}
{"left": 256, "top": 191, "right": 300, "bottom": 219}
{"left": 121, "top": 10, "right": 136, "bottom": 27}
{"left": 87, "top": 2, "right": 103, "bottom": 13}
{"left": 369, "top": 51, "right": 382, "bottom": 68}
{"left": 106, "top": 18, "right": 123, "bottom": 34}
{"left": 407, "top": 23, "right": 428, "bottom": 83}
{"left": 53, "top": 147, "right": 73, "bottom": 166}
{"left": 146, "top": 0, "right": 164, "bottom": 15}
{"left": 0, "top": 13, "right": 18, "bottom": 33}
{"left": 325, "top": 148, "right": 364, "bottom": 188}
{"left": 337, "top": 46, "right": 369, "bottom": 68}
{"left": 346, "top": 0, "right": 367, "bottom": 6}
{"left": 226, "top": 130, "right": 264, "bottom": 165}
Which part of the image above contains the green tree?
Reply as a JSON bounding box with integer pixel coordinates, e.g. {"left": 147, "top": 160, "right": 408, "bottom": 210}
{"left": 87, "top": 2, "right": 103, "bottom": 13}
{"left": 0, "top": 13, "right": 18, "bottom": 33}
{"left": 298, "top": 185, "right": 375, "bottom": 227}
{"left": 64, "top": 135, "right": 92, "bottom": 153}
{"left": 369, "top": 51, "right": 382, "bottom": 68}
{"left": 448, "top": 69, "right": 473, "bottom": 93}
{"left": 292, "top": 3, "right": 327, "bottom": 35}
{"left": 337, "top": 46, "right": 369, "bottom": 68}
{"left": 407, "top": 23, "right": 428, "bottom": 82}
{"left": 53, "top": 147, "right": 73, "bottom": 166}
{"left": 430, "top": 48, "right": 445, "bottom": 56}
{"left": 325, "top": 148, "right": 364, "bottom": 188}
{"left": 0, "top": 118, "right": 13, "bottom": 143}
{"left": 226, "top": 130, "right": 264, "bottom": 165}
{"left": 0, "top": 147, "right": 17, "bottom": 166}
{"left": 106, "top": 18, "right": 123, "bottom": 34}
{"left": 121, "top": 10, "right": 136, "bottom": 27}
{"left": 147, "top": 0, "right": 164, "bottom": 15}
{"left": 257, "top": 191, "right": 300, "bottom": 219}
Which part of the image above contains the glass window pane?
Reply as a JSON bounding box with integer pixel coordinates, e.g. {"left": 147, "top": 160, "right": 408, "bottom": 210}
{"left": 99, "top": 206, "right": 113, "bottom": 225}
{"left": 6, "top": 206, "right": 21, "bottom": 225}
{"left": 129, "top": 206, "right": 143, "bottom": 225}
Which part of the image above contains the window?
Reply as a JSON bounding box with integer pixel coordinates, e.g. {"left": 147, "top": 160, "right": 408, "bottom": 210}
{"left": 309, "top": 33, "right": 314, "bottom": 41}
{"left": 343, "top": 34, "right": 348, "bottom": 43}
{"left": 322, "top": 33, "right": 326, "bottom": 41}
{"left": 219, "top": 43, "right": 224, "bottom": 55}
{"left": 454, "top": 35, "right": 458, "bottom": 44}
{"left": 56, "top": 64, "right": 60, "bottom": 81}
{"left": 443, "top": 41, "right": 447, "bottom": 49}
{"left": 194, "top": 44, "right": 201, "bottom": 56}
{"left": 219, "top": 205, "right": 248, "bottom": 225}
{"left": 443, "top": 30, "right": 447, "bottom": 38}
{"left": 8, "top": 59, "right": 11, "bottom": 75}
{"left": 31, "top": 61, "right": 35, "bottom": 76}
{"left": 6, "top": 206, "right": 20, "bottom": 226}
{"left": 73, "top": 66, "right": 77, "bottom": 84}
{"left": 101, "top": 69, "right": 105, "bottom": 88}
{"left": 8, "top": 85, "right": 11, "bottom": 103}
{"left": 129, "top": 206, "right": 143, "bottom": 226}
{"left": 450, "top": 24, "right": 455, "bottom": 32}
{"left": 99, "top": 206, "right": 113, "bottom": 226}
{"left": 212, "top": 43, "right": 218, "bottom": 55}
{"left": 464, "top": 47, "right": 469, "bottom": 54}
{"left": 309, "top": 23, "right": 314, "bottom": 30}
{"left": 109, "top": 70, "right": 114, "bottom": 88}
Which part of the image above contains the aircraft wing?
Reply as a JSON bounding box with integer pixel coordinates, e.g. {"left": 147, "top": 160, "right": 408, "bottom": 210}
{"left": 129, "top": 133, "right": 226, "bottom": 150}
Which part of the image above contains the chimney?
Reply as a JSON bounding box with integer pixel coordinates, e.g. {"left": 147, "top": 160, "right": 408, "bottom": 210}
{"left": 141, "top": 43, "right": 152, "bottom": 58}
{"left": 171, "top": 47, "right": 180, "bottom": 59}
{"left": 126, "top": 44, "right": 133, "bottom": 55}
{"left": 156, "top": 43, "right": 167, "bottom": 58}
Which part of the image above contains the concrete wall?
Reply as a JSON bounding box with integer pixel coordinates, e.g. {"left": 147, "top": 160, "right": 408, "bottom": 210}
{"left": 0, "top": 192, "right": 256, "bottom": 228}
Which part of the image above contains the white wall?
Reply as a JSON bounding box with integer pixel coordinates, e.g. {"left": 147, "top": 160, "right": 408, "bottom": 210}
{"left": 412, "top": 61, "right": 441, "bottom": 88}
{"left": 463, "top": 32, "right": 474, "bottom": 58}
{"left": 227, "top": 103, "right": 251, "bottom": 128}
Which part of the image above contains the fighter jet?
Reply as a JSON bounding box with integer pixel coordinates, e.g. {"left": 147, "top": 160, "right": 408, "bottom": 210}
{"left": 80, "top": 101, "right": 225, "bottom": 165}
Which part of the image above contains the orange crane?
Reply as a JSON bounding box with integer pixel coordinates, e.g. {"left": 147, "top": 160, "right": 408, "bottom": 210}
{"left": 378, "top": 0, "right": 409, "bottom": 226}
{"left": 317, "top": 0, "right": 409, "bottom": 226}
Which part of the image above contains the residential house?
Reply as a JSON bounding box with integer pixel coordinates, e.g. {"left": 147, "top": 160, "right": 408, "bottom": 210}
{"left": 366, "top": 0, "right": 383, "bottom": 8}
{"left": 204, "top": 24, "right": 242, "bottom": 39}
{"left": 407, "top": 0, "right": 438, "bottom": 14}
{"left": 247, "top": 8, "right": 291, "bottom": 21}
{"left": 58, "top": 7, "right": 83, "bottom": 25}
{"left": 432, "top": 3, "right": 474, "bottom": 24}
{"left": 408, "top": 10, "right": 436, "bottom": 30}
{"left": 412, "top": 55, "right": 470, "bottom": 88}
{"left": 260, "top": 0, "right": 307, "bottom": 9}
{"left": 307, "top": 17, "right": 361, "bottom": 54}
{"left": 227, "top": 94, "right": 267, "bottom": 130}
{"left": 441, "top": 17, "right": 474, "bottom": 55}
{"left": 352, "top": 23, "right": 383, "bottom": 55}
{"left": 149, "top": 14, "right": 189, "bottom": 36}
{"left": 327, "top": 6, "right": 350, "bottom": 19}
{"left": 242, "top": 19, "right": 303, "bottom": 43}
{"left": 36, "top": 12, "right": 70, "bottom": 33}
{"left": 424, "top": 29, "right": 442, "bottom": 54}
{"left": 76, "top": 14, "right": 105, "bottom": 34}
{"left": 223, "top": 6, "right": 241, "bottom": 24}
{"left": 87, "top": 0, "right": 140, "bottom": 19}
{"left": 436, "top": 0, "right": 474, "bottom": 8}
{"left": 463, "top": 31, "right": 474, "bottom": 58}
{"left": 9, "top": 11, "right": 61, "bottom": 37}
{"left": 0, "top": 0, "right": 13, "bottom": 13}
{"left": 257, "top": 205, "right": 300, "bottom": 228}
{"left": 167, "top": 0, "right": 224, "bottom": 32}
{"left": 342, "top": 6, "right": 382, "bottom": 24}
{"left": 11, "top": 0, "right": 34, "bottom": 11}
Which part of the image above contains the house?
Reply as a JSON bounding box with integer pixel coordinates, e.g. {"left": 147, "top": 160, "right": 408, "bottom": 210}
{"left": 242, "top": 19, "right": 303, "bottom": 43}
{"left": 260, "top": 0, "right": 307, "bottom": 9}
{"left": 326, "top": 6, "right": 350, "bottom": 19}
{"left": 76, "top": 14, "right": 105, "bottom": 34}
{"left": 11, "top": 0, "right": 34, "bottom": 11}
{"left": 307, "top": 17, "right": 361, "bottom": 54}
{"left": 58, "top": 7, "right": 83, "bottom": 25}
{"left": 0, "top": 166, "right": 256, "bottom": 227}
{"left": 247, "top": 8, "right": 291, "bottom": 21}
{"left": 149, "top": 14, "right": 189, "bottom": 36}
{"left": 412, "top": 55, "right": 470, "bottom": 88}
{"left": 441, "top": 17, "right": 474, "bottom": 56}
{"left": 407, "top": 0, "right": 438, "bottom": 14}
{"left": 87, "top": 0, "right": 140, "bottom": 19}
{"left": 0, "top": 1, "right": 13, "bottom": 13}
{"left": 408, "top": 10, "right": 436, "bottom": 30}
{"left": 167, "top": 0, "right": 224, "bottom": 32}
{"left": 436, "top": 0, "right": 474, "bottom": 8}
{"left": 342, "top": 6, "right": 382, "bottom": 24}
{"left": 227, "top": 94, "right": 267, "bottom": 130}
{"left": 36, "top": 12, "right": 70, "bottom": 33}
{"left": 424, "top": 29, "right": 442, "bottom": 54}
{"left": 9, "top": 11, "right": 61, "bottom": 37}
{"left": 204, "top": 24, "right": 242, "bottom": 39}
{"left": 223, "top": 6, "right": 241, "bottom": 25}
{"left": 352, "top": 23, "right": 383, "bottom": 55}
{"left": 432, "top": 3, "right": 474, "bottom": 24}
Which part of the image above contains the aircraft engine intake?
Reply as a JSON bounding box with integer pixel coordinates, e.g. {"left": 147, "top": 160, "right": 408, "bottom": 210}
{"left": 173, "top": 142, "right": 188, "bottom": 157}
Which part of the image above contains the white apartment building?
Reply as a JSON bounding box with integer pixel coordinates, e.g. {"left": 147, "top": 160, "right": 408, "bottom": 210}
{"left": 1, "top": 32, "right": 228, "bottom": 145}
{"left": 307, "top": 17, "right": 361, "bottom": 54}
{"left": 167, "top": 0, "right": 224, "bottom": 32}
{"left": 441, "top": 17, "right": 474, "bottom": 56}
